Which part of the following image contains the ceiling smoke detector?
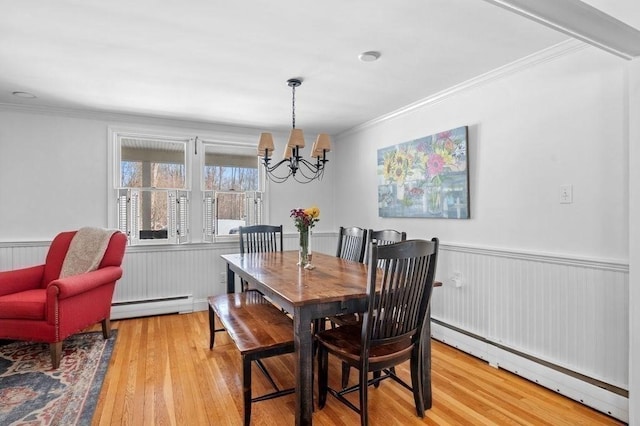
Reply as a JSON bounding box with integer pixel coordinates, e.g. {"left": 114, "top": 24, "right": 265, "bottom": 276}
{"left": 358, "top": 51, "right": 381, "bottom": 62}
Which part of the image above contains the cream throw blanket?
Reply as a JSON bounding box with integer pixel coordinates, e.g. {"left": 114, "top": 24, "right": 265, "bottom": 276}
{"left": 60, "top": 227, "right": 118, "bottom": 278}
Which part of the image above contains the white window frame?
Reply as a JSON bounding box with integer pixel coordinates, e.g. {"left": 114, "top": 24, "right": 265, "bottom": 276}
{"left": 108, "top": 128, "right": 191, "bottom": 245}
{"left": 108, "top": 127, "right": 267, "bottom": 245}
{"left": 199, "top": 139, "right": 264, "bottom": 242}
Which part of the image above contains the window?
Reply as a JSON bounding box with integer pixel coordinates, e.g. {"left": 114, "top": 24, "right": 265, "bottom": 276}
{"left": 110, "top": 129, "right": 264, "bottom": 245}
{"left": 115, "top": 134, "right": 190, "bottom": 245}
{"left": 201, "top": 141, "right": 263, "bottom": 240}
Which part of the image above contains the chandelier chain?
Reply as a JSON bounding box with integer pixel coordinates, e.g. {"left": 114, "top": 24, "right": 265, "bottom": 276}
{"left": 291, "top": 84, "right": 296, "bottom": 129}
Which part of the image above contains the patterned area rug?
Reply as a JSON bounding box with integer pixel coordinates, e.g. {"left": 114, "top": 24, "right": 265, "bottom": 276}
{"left": 0, "top": 331, "right": 116, "bottom": 426}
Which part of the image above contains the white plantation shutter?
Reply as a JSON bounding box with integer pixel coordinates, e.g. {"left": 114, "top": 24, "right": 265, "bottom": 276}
{"left": 129, "top": 189, "right": 140, "bottom": 245}
{"left": 168, "top": 191, "right": 177, "bottom": 241}
{"left": 117, "top": 189, "right": 129, "bottom": 235}
{"left": 245, "top": 191, "right": 263, "bottom": 226}
{"left": 203, "top": 191, "right": 214, "bottom": 242}
{"left": 177, "top": 190, "right": 189, "bottom": 244}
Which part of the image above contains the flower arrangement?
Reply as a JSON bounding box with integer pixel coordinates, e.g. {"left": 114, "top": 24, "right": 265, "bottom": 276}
{"left": 290, "top": 206, "right": 320, "bottom": 232}
{"left": 291, "top": 206, "right": 319, "bottom": 268}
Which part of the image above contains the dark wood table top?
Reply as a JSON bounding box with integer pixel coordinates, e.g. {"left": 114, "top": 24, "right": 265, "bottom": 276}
{"left": 221, "top": 251, "right": 374, "bottom": 306}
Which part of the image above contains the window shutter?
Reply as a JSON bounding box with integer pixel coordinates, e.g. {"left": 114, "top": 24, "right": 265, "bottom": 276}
{"left": 203, "top": 190, "right": 214, "bottom": 242}
{"left": 177, "top": 190, "right": 189, "bottom": 244}
{"left": 117, "top": 189, "right": 129, "bottom": 237}
{"left": 245, "top": 191, "right": 263, "bottom": 226}
{"left": 168, "top": 191, "right": 177, "bottom": 242}
{"left": 129, "top": 189, "right": 140, "bottom": 245}
{"left": 213, "top": 191, "right": 220, "bottom": 237}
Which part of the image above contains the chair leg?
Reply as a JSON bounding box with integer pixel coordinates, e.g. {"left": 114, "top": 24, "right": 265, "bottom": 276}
{"left": 318, "top": 347, "right": 329, "bottom": 409}
{"left": 341, "top": 362, "right": 351, "bottom": 389}
{"left": 209, "top": 304, "right": 216, "bottom": 349}
{"left": 372, "top": 370, "right": 381, "bottom": 388}
{"left": 50, "top": 341, "right": 62, "bottom": 369}
{"left": 359, "top": 367, "right": 369, "bottom": 426}
{"left": 410, "top": 349, "right": 425, "bottom": 417}
{"left": 243, "top": 356, "right": 252, "bottom": 426}
{"left": 101, "top": 318, "right": 111, "bottom": 339}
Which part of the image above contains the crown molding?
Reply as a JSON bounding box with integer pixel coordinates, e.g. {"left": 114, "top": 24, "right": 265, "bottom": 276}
{"left": 338, "top": 39, "right": 588, "bottom": 138}
{"left": 483, "top": 0, "right": 640, "bottom": 60}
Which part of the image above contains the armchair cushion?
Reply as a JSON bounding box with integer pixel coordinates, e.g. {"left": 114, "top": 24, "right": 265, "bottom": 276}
{"left": 0, "top": 288, "right": 46, "bottom": 320}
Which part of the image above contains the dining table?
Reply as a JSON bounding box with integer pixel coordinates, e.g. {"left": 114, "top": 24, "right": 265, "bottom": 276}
{"left": 220, "top": 250, "right": 434, "bottom": 426}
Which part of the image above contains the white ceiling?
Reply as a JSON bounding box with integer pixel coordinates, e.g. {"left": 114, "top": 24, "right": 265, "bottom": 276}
{"left": 0, "top": 0, "right": 638, "bottom": 135}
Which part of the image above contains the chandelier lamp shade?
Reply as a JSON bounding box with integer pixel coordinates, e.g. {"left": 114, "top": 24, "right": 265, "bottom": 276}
{"left": 257, "top": 78, "right": 331, "bottom": 183}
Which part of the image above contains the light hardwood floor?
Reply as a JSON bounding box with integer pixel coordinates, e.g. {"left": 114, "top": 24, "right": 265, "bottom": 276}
{"left": 91, "top": 311, "right": 624, "bottom": 425}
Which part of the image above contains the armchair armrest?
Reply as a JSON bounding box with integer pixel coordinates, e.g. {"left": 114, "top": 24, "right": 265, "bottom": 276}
{"left": 0, "top": 265, "right": 45, "bottom": 297}
{"left": 47, "top": 266, "right": 123, "bottom": 300}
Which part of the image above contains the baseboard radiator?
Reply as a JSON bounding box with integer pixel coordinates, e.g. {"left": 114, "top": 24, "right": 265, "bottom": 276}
{"left": 431, "top": 320, "right": 628, "bottom": 422}
{"left": 110, "top": 295, "right": 194, "bottom": 320}
{"left": 431, "top": 243, "right": 629, "bottom": 423}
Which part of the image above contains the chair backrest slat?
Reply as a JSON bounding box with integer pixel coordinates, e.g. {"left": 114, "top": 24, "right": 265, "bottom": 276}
{"left": 363, "top": 238, "right": 439, "bottom": 347}
{"left": 336, "top": 226, "right": 368, "bottom": 263}
{"left": 239, "top": 225, "right": 283, "bottom": 254}
{"left": 366, "top": 229, "right": 407, "bottom": 265}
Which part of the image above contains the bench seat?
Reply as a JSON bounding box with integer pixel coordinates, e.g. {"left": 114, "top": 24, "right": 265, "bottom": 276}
{"left": 208, "top": 291, "right": 295, "bottom": 426}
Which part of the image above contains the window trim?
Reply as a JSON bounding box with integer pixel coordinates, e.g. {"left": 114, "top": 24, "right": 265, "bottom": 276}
{"left": 200, "top": 138, "right": 264, "bottom": 240}
{"left": 108, "top": 126, "right": 268, "bottom": 245}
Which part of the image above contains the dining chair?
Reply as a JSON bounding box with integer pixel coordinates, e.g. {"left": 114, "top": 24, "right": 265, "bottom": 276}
{"left": 210, "top": 224, "right": 283, "bottom": 338}
{"left": 365, "top": 228, "right": 407, "bottom": 264}
{"left": 336, "top": 226, "right": 368, "bottom": 263}
{"left": 329, "top": 226, "right": 368, "bottom": 331}
{"left": 239, "top": 224, "right": 283, "bottom": 290}
{"left": 331, "top": 229, "right": 407, "bottom": 331}
{"left": 335, "top": 228, "right": 408, "bottom": 388}
{"left": 316, "top": 238, "right": 439, "bottom": 426}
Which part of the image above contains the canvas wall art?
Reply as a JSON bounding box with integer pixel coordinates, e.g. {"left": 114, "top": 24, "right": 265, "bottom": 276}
{"left": 378, "top": 126, "right": 469, "bottom": 218}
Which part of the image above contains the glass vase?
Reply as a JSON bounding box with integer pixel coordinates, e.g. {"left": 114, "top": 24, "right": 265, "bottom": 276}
{"left": 298, "top": 228, "right": 310, "bottom": 267}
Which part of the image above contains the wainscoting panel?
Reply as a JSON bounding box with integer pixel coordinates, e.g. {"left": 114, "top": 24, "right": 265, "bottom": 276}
{"left": 431, "top": 244, "right": 629, "bottom": 421}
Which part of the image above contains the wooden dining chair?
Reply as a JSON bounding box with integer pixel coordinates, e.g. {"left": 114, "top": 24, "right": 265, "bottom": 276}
{"left": 329, "top": 226, "right": 369, "bottom": 331}
{"left": 239, "top": 224, "right": 283, "bottom": 290}
{"left": 336, "top": 226, "right": 368, "bottom": 263}
{"left": 335, "top": 228, "right": 408, "bottom": 388}
{"left": 210, "top": 224, "right": 283, "bottom": 342}
{"left": 331, "top": 228, "right": 407, "bottom": 330}
{"left": 316, "top": 238, "right": 439, "bottom": 426}
{"left": 365, "top": 228, "right": 407, "bottom": 264}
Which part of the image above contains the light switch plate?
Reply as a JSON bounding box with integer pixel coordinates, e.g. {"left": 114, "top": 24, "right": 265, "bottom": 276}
{"left": 560, "top": 184, "right": 573, "bottom": 204}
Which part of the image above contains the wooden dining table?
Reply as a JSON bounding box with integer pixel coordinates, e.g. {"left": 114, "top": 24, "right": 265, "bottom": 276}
{"left": 221, "top": 250, "right": 434, "bottom": 426}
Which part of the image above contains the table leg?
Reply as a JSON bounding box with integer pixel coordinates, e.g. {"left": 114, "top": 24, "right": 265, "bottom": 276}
{"left": 294, "top": 307, "right": 314, "bottom": 426}
{"left": 226, "top": 264, "right": 235, "bottom": 294}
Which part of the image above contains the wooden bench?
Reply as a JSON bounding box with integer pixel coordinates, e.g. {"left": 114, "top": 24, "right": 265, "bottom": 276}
{"left": 208, "top": 291, "right": 295, "bottom": 426}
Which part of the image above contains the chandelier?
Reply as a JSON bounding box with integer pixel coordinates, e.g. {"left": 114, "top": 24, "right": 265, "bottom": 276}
{"left": 257, "top": 78, "right": 331, "bottom": 183}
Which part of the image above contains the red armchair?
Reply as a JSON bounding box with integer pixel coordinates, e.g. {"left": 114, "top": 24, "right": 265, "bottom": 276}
{"left": 0, "top": 230, "right": 127, "bottom": 368}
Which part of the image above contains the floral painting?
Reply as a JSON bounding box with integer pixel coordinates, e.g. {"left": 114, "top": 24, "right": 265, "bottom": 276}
{"left": 378, "top": 126, "right": 469, "bottom": 218}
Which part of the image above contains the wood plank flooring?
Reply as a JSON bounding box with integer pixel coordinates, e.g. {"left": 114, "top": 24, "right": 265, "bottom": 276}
{"left": 91, "top": 312, "right": 624, "bottom": 425}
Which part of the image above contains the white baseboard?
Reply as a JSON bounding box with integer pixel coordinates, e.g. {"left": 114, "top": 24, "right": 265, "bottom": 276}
{"left": 111, "top": 295, "right": 194, "bottom": 320}
{"left": 431, "top": 321, "right": 628, "bottom": 423}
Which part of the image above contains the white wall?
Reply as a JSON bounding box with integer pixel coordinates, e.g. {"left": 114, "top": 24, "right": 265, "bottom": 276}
{"left": 334, "top": 45, "right": 627, "bottom": 261}
{"left": 0, "top": 108, "right": 336, "bottom": 241}
{"left": 333, "top": 44, "right": 632, "bottom": 420}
